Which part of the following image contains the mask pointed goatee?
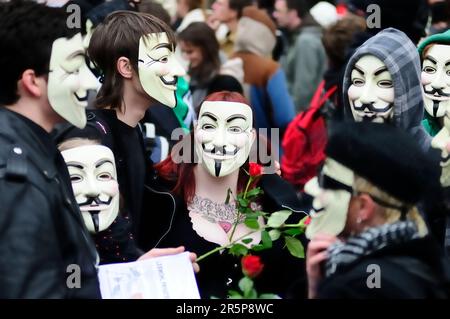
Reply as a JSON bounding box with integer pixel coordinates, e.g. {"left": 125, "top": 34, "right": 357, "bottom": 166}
{"left": 89, "top": 211, "right": 100, "bottom": 233}
{"left": 433, "top": 100, "right": 440, "bottom": 117}
{"left": 215, "top": 160, "right": 222, "bottom": 177}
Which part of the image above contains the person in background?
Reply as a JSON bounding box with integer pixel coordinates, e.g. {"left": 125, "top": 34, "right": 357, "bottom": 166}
{"left": 208, "top": 0, "right": 254, "bottom": 57}
{"left": 273, "top": 0, "right": 330, "bottom": 111}
{"left": 232, "top": 5, "right": 295, "bottom": 138}
{"left": 178, "top": 22, "right": 222, "bottom": 109}
{"left": 174, "top": 0, "right": 208, "bottom": 32}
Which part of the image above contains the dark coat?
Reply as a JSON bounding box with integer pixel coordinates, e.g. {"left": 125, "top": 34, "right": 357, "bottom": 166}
{"left": 318, "top": 235, "right": 450, "bottom": 299}
{"left": 0, "top": 108, "right": 100, "bottom": 298}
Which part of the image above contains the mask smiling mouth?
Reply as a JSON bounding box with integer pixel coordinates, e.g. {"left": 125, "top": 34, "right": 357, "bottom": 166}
{"left": 74, "top": 92, "right": 88, "bottom": 102}
{"left": 202, "top": 144, "right": 239, "bottom": 159}
{"left": 160, "top": 75, "right": 178, "bottom": 87}
{"left": 352, "top": 102, "right": 393, "bottom": 113}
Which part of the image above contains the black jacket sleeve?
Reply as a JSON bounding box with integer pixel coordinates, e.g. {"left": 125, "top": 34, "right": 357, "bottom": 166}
{"left": 0, "top": 179, "right": 66, "bottom": 298}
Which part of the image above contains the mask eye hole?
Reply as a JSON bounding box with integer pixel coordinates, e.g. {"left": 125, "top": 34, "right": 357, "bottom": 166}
{"left": 352, "top": 78, "right": 365, "bottom": 86}
{"left": 377, "top": 80, "right": 393, "bottom": 88}
{"left": 201, "top": 124, "right": 215, "bottom": 131}
{"left": 228, "top": 126, "right": 243, "bottom": 133}
{"left": 97, "top": 173, "right": 112, "bottom": 181}
{"left": 70, "top": 175, "right": 83, "bottom": 183}
{"left": 423, "top": 66, "right": 436, "bottom": 74}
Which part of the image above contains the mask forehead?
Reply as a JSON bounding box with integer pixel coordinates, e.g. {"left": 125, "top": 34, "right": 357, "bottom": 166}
{"left": 61, "top": 145, "right": 116, "bottom": 176}
{"left": 198, "top": 101, "right": 253, "bottom": 127}
{"left": 139, "top": 32, "right": 172, "bottom": 57}
{"left": 425, "top": 44, "right": 450, "bottom": 64}
{"left": 51, "top": 33, "right": 85, "bottom": 68}
{"left": 322, "top": 158, "right": 354, "bottom": 187}
{"left": 353, "top": 55, "right": 391, "bottom": 78}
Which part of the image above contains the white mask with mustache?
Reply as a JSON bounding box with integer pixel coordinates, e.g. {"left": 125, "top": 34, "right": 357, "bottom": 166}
{"left": 421, "top": 44, "right": 450, "bottom": 118}
{"left": 348, "top": 55, "right": 395, "bottom": 123}
{"left": 61, "top": 145, "right": 120, "bottom": 233}
{"left": 138, "top": 33, "right": 186, "bottom": 108}
{"left": 195, "top": 101, "right": 256, "bottom": 178}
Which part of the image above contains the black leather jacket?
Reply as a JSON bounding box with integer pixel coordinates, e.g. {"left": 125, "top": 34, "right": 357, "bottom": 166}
{"left": 0, "top": 108, "right": 100, "bottom": 298}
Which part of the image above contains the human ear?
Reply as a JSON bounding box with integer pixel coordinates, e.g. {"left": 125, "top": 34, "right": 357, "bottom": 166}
{"left": 20, "top": 69, "right": 44, "bottom": 98}
{"left": 356, "top": 193, "right": 376, "bottom": 223}
{"left": 117, "top": 57, "right": 133, "bottom": 79}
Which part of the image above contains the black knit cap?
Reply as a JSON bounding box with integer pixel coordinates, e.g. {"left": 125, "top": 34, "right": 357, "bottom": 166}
{"left": 326, "top": 122, "right": 439, "bottom": 204}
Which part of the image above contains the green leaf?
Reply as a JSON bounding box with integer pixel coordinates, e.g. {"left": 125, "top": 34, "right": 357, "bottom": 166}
{"left": 259, "top": 293, "right": 281, "bottom": 299}
{"left": 267, "top": 210, "right": 292, "bottom": 228}
{"left": 246, "top": 288, "right": 258, "bottom": 299}
{"left": 238, "top": 277, "right": 254, "bottom": 296}
{"left": 285, "top": 237, "right": 305, "bottom": 258}
{"left": 251, "top": 244, "right": 268, "bottom": 252}
{"left": 227, "top": 290, "right": 243, "bottom": 299}
{"left": 268, "top": 229, "right": 281, "bottom": 241}
{"left": 238, "top": 198, "right": 249, "bottom": 207}
{"left": 245, "top": 218, "right": 260, "bottom": 230}
{"left": 283, "top": 228, "right": 304, "bottom": 236}
{"left": 245, "top": 187, "right": 262, "bottom": 198}
{"left": 242, "top": 238, "right": 253, "bottom": 244}
{"left": 245, "top": 211, "right": 264, "bottom": 219}
{"left": 229, "top": 243, "right": 248, "bottom": 257}
{"left": 261, "top": 230, "right": 272, "bottom": 249}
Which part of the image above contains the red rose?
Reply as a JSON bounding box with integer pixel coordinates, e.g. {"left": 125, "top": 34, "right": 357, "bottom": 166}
{"left": 249, "top": 163, "right": 263, "bottom": 177}
{"left": 241, "top": 255, "right": 264, "bottom": 278}
{"left": 304, "top": 216, "right": 311, "bottom": 226}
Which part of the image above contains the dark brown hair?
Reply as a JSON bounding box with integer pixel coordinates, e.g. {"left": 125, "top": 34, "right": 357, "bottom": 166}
{"left": 88, "top": 10, "right": 176, "bottom": 110}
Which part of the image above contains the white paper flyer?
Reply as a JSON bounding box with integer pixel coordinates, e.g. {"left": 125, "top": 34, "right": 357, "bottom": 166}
{"left": 98, "top": 252, "right": 200, "bottom": 299}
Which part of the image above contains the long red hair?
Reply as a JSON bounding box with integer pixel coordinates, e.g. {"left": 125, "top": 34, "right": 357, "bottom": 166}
{"left": 155, "top": 91, "right": 263, "bottom": 202}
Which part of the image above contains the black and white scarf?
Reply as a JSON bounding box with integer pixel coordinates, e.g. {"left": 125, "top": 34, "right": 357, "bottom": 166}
{"left": 325, "top": 221, "right": 421, "bottom": 278}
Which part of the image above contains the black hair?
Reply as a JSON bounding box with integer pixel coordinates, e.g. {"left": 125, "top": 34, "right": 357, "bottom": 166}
{"left": 0, "top": 0, "right": 79, "bottom": 105}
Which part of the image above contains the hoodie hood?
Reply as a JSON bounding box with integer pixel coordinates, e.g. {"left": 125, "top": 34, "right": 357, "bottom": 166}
{"left": 343, "top": 28, "right": 431, "bottom": 151}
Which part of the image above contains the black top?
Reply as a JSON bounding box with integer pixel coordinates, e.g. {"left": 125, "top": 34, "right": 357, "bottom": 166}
{"left": 92, "top": 215, "right": 141, "bottom": 264}
{"left": 112, "top": 115, "right": 146, "bottom": 229}
{"left": 0, "top": 108, "right": 100, "bottom": 298}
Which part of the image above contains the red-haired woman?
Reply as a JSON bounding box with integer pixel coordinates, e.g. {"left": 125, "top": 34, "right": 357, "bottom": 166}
{"left": 145, "top": 91, "right": 308, "bottom": 298}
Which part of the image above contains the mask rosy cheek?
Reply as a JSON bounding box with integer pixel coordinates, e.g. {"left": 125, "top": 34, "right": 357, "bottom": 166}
{"left": 102, "top": 181, "right": 119, "bottom": 196}
{"left": 347, "top": 85, "right": 361, "bottom": 100}
{"left": 157, "top": 65, "right": 170, "bottom": 76}
{"left": 421, "top": 72, "right": 433, "bottom": 85}
{"left": 231, "top": 134, "right": 249, "bottom": 148}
